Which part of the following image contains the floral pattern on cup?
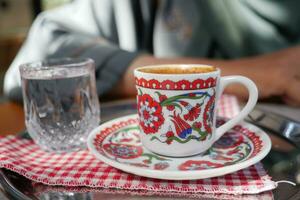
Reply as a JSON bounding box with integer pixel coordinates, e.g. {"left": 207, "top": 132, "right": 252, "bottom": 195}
{"left": 137, "top": 94, "right": 164, "bottom": 134}
{"left": 137, "top": 89, "right": 215, "bottom": 145}
{"left": 135, "top": 77, "right": 217, "bottom": 90}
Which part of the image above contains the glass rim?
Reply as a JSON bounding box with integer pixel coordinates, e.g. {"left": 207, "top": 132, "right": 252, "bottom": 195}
{"left": 19, "top": 58, "right": 94, "bottom": 73}
{"left": 19, "top": 58, "right": 95, "bottom": 79}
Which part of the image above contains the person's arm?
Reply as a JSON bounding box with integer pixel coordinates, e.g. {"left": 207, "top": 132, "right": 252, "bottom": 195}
{"left": 112, "top": 46, "right": 300, "bottom": 106}
{"left": 4, "top": 0, "right": 139, "bottom": 102}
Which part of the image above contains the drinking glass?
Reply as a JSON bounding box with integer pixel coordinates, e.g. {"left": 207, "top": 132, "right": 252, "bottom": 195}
{"left": 20, "top": 58, "right": 100, "bottom": 153}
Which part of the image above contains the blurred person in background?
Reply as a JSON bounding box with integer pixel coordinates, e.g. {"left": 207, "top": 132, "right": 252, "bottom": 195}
{"left": 4, "top": 0, "right": 300, "bottom": 105}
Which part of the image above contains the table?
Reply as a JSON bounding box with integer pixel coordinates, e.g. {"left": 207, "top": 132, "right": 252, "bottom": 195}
{"left": 0, "top": 102, "right": 25, "bottom": 136}
{"left": 0, "top": 99, "right": 300, "bottom": 200}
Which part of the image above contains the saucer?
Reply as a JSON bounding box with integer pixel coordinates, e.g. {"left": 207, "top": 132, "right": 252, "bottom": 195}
{"left": 87, "top": 114, "right": 271, "bottom": 180}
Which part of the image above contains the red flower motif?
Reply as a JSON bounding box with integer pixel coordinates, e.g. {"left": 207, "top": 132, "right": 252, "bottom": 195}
{"left": 165, "top": 130, "right": 174, "bottom": 145}
{"left": 183, "top": 103, "right": 201, "bottom": 121}
{"left": 171, "top": 111, "right": 192, "bottom": 139}
{"left": 166, "top": 139, "right": 173, "bottom": 145}
{"left": 143, "top": 159, "right": 151, "bottom": 164}
{"left": 154, "top": 162, "right": 169, "bottom": 170}
{"left": 179, "top": 101, "right": 189, "bottom": 107}
{"left": 159, "top": 95, "right": 167, "bottom": 102}
{"left": 166, "top": 105, "right": 175, "bottom": 111}
{"left": 178, "top": 160, "right": 223, "bottom": 171}
{"left": 166, "top": 131, "right": 174, "bottom": 138}
{"left": 193, "top": 121, "right": 202, "bottom": 129}
{"left": 203, "top": 94, "right": 215, "bottom": 134}
{"left": 159, "top": 95, "right": 175, "bottom": 111}
{"left": 138, "top": 94, "right": 164, "bottom": 134}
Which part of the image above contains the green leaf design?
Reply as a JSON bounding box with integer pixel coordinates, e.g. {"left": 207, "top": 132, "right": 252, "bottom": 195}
{"left": 121, "top": 126, "right": 140, "bottom": 133}
{"left": 150, "top": 136, "right": 164, "bottom": 143}
{"left": 138, "top": 88, "right": 143, "bottom": 95}
{"left": 154, "top": 91, "right": 162, "bottom": 96}
{"left": 142, "top": 153, "right": 171, "bottom": 161}
{"left": 151, "top": 135, "right": 206, "bottom": 144}
{"left": 192, "top": 127, "right": 209, "bottom": 140}
{"left": 160, "top": 94, "right": 208, "bottom": 107}
{"left": 171, "top": 135, "right": 199, "bottom": 143}
{"left": 210, "top": 142, "right": 252, "bottom": 166}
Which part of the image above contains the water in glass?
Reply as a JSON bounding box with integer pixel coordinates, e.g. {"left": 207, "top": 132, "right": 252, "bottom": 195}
{"left": 20, "top": 58, "right": 100, "bottom": 153}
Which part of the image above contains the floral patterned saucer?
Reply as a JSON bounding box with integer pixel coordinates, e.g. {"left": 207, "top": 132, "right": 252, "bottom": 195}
{"left": 87, "top": 114, "right": 271, "bottom": 180}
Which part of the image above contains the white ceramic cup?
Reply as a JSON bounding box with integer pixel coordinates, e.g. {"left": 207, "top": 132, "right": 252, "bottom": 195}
{"left": 134, "top": 64, "right": 258, "bottom": 157}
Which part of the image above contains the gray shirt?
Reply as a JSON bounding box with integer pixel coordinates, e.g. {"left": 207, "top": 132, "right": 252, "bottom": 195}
{"left": 4, "top": 0, "right": 300, "bottom": 101}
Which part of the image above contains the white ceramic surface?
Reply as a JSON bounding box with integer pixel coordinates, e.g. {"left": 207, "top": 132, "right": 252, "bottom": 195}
{"left": 87, "top": 114, "right": 271, "bottom": 180}
{"left": 134, "top": 64, "right": 258, "bottom": 157}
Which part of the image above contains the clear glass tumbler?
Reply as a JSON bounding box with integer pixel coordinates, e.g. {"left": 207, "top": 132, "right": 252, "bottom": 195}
{"left": 20, "top": 58, "right": 100, "bottom": 153}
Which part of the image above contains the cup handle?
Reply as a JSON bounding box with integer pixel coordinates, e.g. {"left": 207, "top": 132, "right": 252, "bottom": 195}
{"left": 215, "top": 76, "right": 258, "bottom": 142}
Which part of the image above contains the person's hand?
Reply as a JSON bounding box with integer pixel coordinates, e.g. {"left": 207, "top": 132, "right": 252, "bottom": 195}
{"left": 225, "top": 46, "right": 300, "bottom": 106}
{"left": 271, "top": 46, "right": 300, "bottom": 106}
{"left": 112, "top": 47, "right": 300, "bottom": 106}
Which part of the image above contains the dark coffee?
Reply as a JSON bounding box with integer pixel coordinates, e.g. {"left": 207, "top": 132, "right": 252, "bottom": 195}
{"left": 138, "top": 65, "right": 216, "bottom": 74}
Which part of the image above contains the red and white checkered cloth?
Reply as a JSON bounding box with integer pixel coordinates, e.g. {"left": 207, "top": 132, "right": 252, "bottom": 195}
{"left": 0, "top": 95, "right": 276, "bottom": 195}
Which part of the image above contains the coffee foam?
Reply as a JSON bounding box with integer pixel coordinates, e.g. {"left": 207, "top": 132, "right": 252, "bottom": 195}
{"left": 138, "top": 65, "right": 216, "bottom": 74}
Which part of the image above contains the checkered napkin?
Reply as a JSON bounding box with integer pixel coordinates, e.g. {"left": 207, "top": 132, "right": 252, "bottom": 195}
{"left": 0, "top": 95, "right": 276, "bottom": 195}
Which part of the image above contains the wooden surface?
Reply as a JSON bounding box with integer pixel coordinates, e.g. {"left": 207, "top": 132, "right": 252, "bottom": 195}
{"left": 0, "top": 102, "right": 25, "bottom": 136}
